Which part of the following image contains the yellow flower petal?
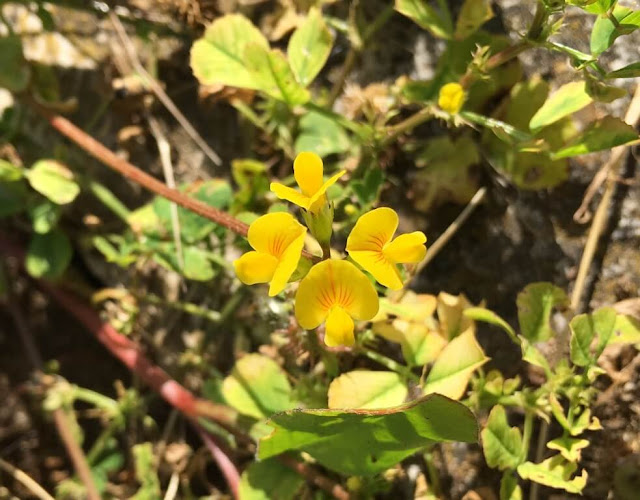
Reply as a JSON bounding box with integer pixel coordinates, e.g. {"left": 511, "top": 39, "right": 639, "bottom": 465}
{"left": 247, "top": 212, "right": 306, "bottom": 258}
{"left": 384, "top": 232, "right": 427, "bottom": 264}
{"left": 270, "top": 182, "right": 311, "bottom": 210}
{"left": 307, "top": 169, "right": 347, "bottom": 213}
{"left": 325, "top": 306, "right": 355, "bottom": 347}
{"left": 234, "top": 251, "right": 278, "bottom": 285}
{"left": 295, "top": 259, "right": 379, "bottom": 329}
{"left": 346, "top": 207, "right": 398, "bottom": 252}
{"left": 269, "top": 230, "right": 306, "bottom": 296}
{"left": 349, "top": 250, "right": 403, "bottom": 290}
{"left": 438, "top": 82, "right": 465, "bottom": 114}
{"left": 294, "top": 152, "right": 324, "bottom": 197}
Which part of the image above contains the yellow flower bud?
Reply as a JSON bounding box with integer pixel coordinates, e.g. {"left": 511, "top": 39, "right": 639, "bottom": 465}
{"left": 438, "top": 82, "right": 465, "bottom": 114}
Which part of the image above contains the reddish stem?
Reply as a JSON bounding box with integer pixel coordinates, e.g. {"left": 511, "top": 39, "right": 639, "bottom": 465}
{"left": 40, "top": 109, "right": 249, "bottom": 237}
{"left": 194, "top": 424, "right": 241, "bottom": 499}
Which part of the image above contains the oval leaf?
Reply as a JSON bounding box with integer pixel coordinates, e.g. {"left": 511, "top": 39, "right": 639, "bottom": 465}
{"left": 26, "top": 230, "right": 72, "bottom": 279}
{"left": 328, "top": 370, "right": 408, "bottom": 409}
{"left": 258, "top": 393, "right": 478, "bottom": 476}
{"left": 27, "top": 160, "right": 80, "bottom": 205}
{"left": 222, "top": 354, "right": 294, "bottom": 419}
{"left": 245, "top": 44, "right": 310, "bottom": 106}
{"left": 529, "top": 82, "right": 592, "bottom": 132}
{"left": 395, "top": 0, "right": 453, "bottom": 39}
{"left": 481, "top": 405, "right": 523, "bottom": 471}
{"left": 516, "top": 282, "right": 567, "bottom": 342}
{"left": 288, "top": 8, "right": 333, "bottom": 86}
{"left": 552, "top": 116, "right": 638, "bottom": 159}
{"left": 423, "top": 329, "right": 488, "bottom": 400}
{"left": 190, "top": 14, "right": 269, "bottom": 90}
{"left": 238, "top": 458, "right": 303, "bottom": 500}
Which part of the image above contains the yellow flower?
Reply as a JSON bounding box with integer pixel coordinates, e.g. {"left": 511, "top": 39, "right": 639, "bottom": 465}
{"left": 438, "top": 82, "right": 465, "bottom": 114}
{"left": 270, "top": 152, "right": 346, "bottom": 214}
{"left": 234, "top": 212, "right": 306, "bottom": 296}
{"left": 295, "top": 259, "right": 379, "bottom": 347}
{"left": 346, "top": 207, "right": 427, "bottom": 290}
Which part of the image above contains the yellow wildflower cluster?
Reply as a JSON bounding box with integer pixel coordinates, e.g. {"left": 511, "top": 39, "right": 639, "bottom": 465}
{"left": 234, "top": 152, "right": 427, "bottom": 347}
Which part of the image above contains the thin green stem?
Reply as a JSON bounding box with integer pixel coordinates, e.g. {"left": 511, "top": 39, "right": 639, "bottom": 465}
{"left": 72, "top": 386, "right": 119, "bottom": 414}
{"left": 140, "top": 293, "right": 222, "bottom": 323}
{"left": 359, "top": 346, "right": 419, "bottom": 382}
{"left": 382, "top": 107, "right": 434, "bottom": 147}
{"left": 423, "top": 449, "right": 442, "bottom": 497}
{"left": 85, "top": 179, "right": 131, "bottom": 222}
{"left": 521, "top": 410, "right": 534, "bottom": 460}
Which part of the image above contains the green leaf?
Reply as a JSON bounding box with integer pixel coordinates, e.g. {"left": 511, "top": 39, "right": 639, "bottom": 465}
{"left": 552, "top": 116, "right": 638, "bottom": 159}
{"left": 190, "top": 14, "right": 269, "bottom": 89}
{"left": 238, "top": 458, "right": 303, "bottom": 500}
{"left": 516, "top": 282, "right": 567, "bottom": 343}
{"left": 328, "top": 371, "right": 408, "bottom": 409}
{"left": 26, "top": 230, "right": 72, "bottom": 279}
{"left": 27, "top": 160, "right": 80, "bottom": 205}
{"left": 374, "top": 321, "right": 446, "bottom": 366}
{"left": 585, "top": 78, "right": 627, "bottom": 103}
{"left": 591, "top": 6, "right": 640, "bottom": 55}
{"left": 288, "top": 7, "right": 333, "bottom": 86}
{"left": 29, "top": 201, "right": 61, "bottom": 234}
{"left": 258, "top": 393, "right": 478, "bottom": 476}
{"left": 520, "top": 338, "right": 551, "bottom": 373}
{"left": 423, "top": 329, "right": 488, "bottom": 400}
{"left": 455, "top": 0, "right": 493, "bottom": 39}
{"left": 222, "top": 354, "right": 294, "bottom": 419}
{"left": 482, "top": 405, "right": 523, "bottom": 470}
{"left": 131, "top": 443, "right": 160, "bottom": 500}
{"left": 464, "top": 307, "right": 518, "bottom": 344}
{"left": 500, "top": 473, "right": 523, "bottom": 500}
{"left": 245, "top": 44, "right": 310, "bottom": 106}
{"left": 294, "top": 111, "right": 350, "bottom": 158}
{"left": 517, "top": 455, "right": 588, "bottom": 494}
{"left": 0, "top": 159, "right": 22, "bottom": 181}
{"left": 0, "top": 36, "right": 30, "bottom": 92}
{"left": 529, "top": 82, "right": 592, "bottom": 132}
{"left": 395, "top": 0, "right": 453, "bottom": 39}
{"left": 569, "top": 307, "right": 617, "bottom": 366}
{"left": 605, "top": 62, "right": 640, "bottom": 79}
{"left": 547, "top": 436, "right": 590, "bottom": 462}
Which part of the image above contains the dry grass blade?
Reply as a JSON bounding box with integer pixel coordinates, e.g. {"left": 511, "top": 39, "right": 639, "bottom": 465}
{"left": 0, "top": 458, "right": 56, "bottom": 500}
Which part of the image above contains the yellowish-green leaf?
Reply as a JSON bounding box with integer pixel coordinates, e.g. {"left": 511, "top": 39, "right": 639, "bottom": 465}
{"left": 245, "top": 44, "right": 310, "bottom": 106}
{"left": 610, "top": 314, "right": 640, "bottom": 344}
{"left": 520, "top": 338, "right": 551, "bottom": 373}
{"left": 552, "top": 116, "right": 638, "bottom": 159}
{"left": 0, "top": 159, "right": 22, "bottom": 182}
{"left": 529, "top": 82, "right": 592, "bottom": 132}
{"left": 423, "top": 329, "right": 488, "bottom": 400}
{"left": 378, "top": 293, "right": 437, "bottom": 323}
{"left": 222, "top": 354, "right": 294, "bottom": 419}
{"left": 465, "top": 307, "right": 518, "bottom": 344}
{"left": 437, "top": 292, "right": 475, "bottom": 340}
{"left": 517, "top": 455, "right": 588, "bottom": 494}
{"left": 547, "top": 436, "right": 590, "bottom": 462}
{"left": 570, "top": 307, "right": 617, "bottom": 366}
{"left": 288, "top": 7, "right": 333, "bottom": 86}
{"left": 481, "top": 405, "right": 523, "bottom": 470}
{"left": 328, "top": 370, "right": 408, "bottom": 409}
{"left": 395, "top": 0, "right": 453, "bottom": 39}
{"left": 455, "top": 0, "right": 493, "bottom": 40}
{"left": 190, "top": 14, "right": 269, "bottom": 89}
{"left": 27, "top": 160, "right": 80, "bottom": 205}
{"left": 374, "top": 320, "right": 447, "bottom": 366}
{"left": 517, "top": 282, "right": 567, "bottom": 342}
{"left": 131, "top": 443, "right": 160, "bottom": 500}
